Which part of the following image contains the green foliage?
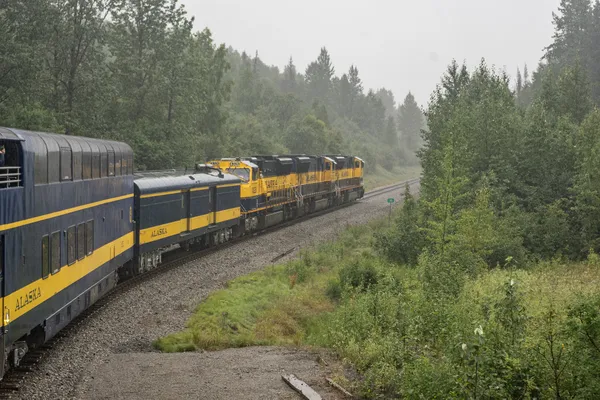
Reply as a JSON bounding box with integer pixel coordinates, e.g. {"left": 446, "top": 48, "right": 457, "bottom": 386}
{"left": 375, "top": 184, "right": 424, "bottom": 266}
{"left": 325, "top": 279, "right": 342, "bottom": 302}
{"left": 285, "top": 115, "right": 330, "bottom": 154}
{"left": 573, "top": 109, "right": 600, "bottom": 254}
{"left": 566, "top": 294, "right": 600, "bottom": 398}
{"left": 450, "top": 185, "right": 525, "bottom": 271}
{"left": 339, "top": 258, "right": 379, "bottom": 292}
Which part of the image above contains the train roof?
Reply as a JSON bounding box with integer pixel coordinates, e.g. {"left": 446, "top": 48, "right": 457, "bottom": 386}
{"left": 134, "top": 172, "right": 240, "bottom": 195}
{"left": 0, "top": 127, "right": 133, "bottom": 160}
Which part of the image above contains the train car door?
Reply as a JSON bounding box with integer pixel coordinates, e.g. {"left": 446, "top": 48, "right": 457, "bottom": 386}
{"left": 186, "top": 191, "right": 192, "bottom": 232}
{"left": 182, "top": 191, "right": 191, "bottom": 232}
{"left": 208, "top": 187, "right": 217, "bottom": 225}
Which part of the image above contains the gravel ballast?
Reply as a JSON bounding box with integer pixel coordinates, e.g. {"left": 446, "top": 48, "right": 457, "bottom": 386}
{"left": 17, "top": 181, "right": 419, "bottom": 400}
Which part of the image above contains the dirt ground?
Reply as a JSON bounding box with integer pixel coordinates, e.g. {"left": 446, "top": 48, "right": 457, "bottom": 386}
{"left": 77, "top": 346, "right": 347, "bottom": 400}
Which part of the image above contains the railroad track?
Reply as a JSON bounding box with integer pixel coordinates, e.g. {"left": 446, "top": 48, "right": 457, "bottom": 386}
{"left": 0, "top": 177, "right": 420, "bottom": 399}
{"left": 363, "top": 177, "right": 420, "bottom": 200}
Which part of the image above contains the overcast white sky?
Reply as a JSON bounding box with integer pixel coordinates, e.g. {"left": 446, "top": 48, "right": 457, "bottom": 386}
{"left": 182, "top": 0, "right": 560, "bottom": 107}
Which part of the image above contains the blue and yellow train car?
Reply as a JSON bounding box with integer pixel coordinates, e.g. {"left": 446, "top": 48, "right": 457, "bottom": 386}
{"left": 0, "top": 128, "right": 134, "bottom": 374}
{"left": 128, "top": 168, "right": 241, "bottom": 275}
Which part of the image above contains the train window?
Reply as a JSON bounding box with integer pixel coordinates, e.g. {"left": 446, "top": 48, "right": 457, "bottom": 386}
{"left": 67, "top": 226, "right": 76, "bottom": 265}
{"left": 225, "top": 168, "right": 249, "bottom": 182}
{"left": 42, "top": 235, "right": 49, "bottom": 278}
{"left": 77, "top": 223, "right": 85, "bottom": 260}
{"left": 108, "top": 151, "right": 115, "bottom": 176}
{"left": 100, "top": 146, "right": 108, "bottom": 178}
{"left": 82, "top": 149, "right": 92, "bottom": 180}
{"left": 121, "top": 155, "right": 128, "bottom": 176}
{"left": 128, "top": 153, "right": 133, "bottom": 175}
{"left": 85, "top": 220, "right": 94, "bottom": 255}
{"left": 91, "top": 145, "right": 100, "bottom": 179}
{"left": 355, "top": 161, "right": 360, "bottom": 168}
{"left": 50, "top": 231, "right": 61, "bottom": 274}
{"left": 114, "top": 148, "right": 122, "bottom": 176}
{"left": 60, "top": 147, "right": 72, "bottom": 181}
{"left": 32, "top": 135, "right": 48, "bottom": 185}
{"left": 40, "top": 134, "right": 60, "bottom": 183}
{"left": 71, "top": 144, "right": 82, "bottom": 181}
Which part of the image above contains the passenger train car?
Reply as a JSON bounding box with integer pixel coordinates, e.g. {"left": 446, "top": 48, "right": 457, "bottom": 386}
{"left": 0, "top": 127, "right": 364, "bottom": 378}
{"left": 125, "top": 169, "right": 241, "bottom": 277}
{"left": 0, "top": 127, "right": 134, "bottom": 376}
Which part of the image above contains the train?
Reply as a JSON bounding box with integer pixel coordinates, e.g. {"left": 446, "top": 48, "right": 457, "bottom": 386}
{"left": 0, "top": 127, "right": 364, "bottom": 378}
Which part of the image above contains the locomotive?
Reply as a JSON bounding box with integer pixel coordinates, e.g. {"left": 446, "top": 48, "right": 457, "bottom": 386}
{"left": 0, "top": 127, "right": 364, "bottom": 378}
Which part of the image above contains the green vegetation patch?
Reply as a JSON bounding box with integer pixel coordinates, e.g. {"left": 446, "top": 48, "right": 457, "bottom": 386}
{"left": 154, "top": 224, "right": 377, "bottom": 353}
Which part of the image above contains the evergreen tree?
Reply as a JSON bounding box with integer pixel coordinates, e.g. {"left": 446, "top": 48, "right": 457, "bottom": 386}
{"left": 384, "top": 116, "right": 398, "bottom": 148}
{"left": 337, "top": 74, "right": 352, "bottom": 117}
{"left": 573, "top": 109, "right": 600, "bottom": 253}
{"left": 232, "top": 56, "right": 258, "bottom": 114}
{"left": 516, "top": 67, "right": 523, "bottom": 95}
{"left": 305, "top": 47, "right": 335, "bottom": 101}
{"left": 281, "top": 57, "right": 296, "bottom": 93}
{"left": 398, "top": 92, "right": 424, "bottom": 151}
{"left": 558, "top": 60, "right": 593, "bottom": 124}
{"left": 348, "top": 65, "right": 363, "bottom": 112}
{"left": 348, "top": 65, "right": 363, "bottom": 95}
{"left": 375, "top": 88, "right": 396, "bottom": 119}
{"left": 547, "top": 0, "right": 592, "bottom": 67}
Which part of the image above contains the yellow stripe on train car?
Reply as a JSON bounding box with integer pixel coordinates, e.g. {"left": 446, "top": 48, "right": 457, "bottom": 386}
{"left": 0, "top": 194, "right": 133, "bottom": 232}
{"left": 138, "top": 207, "right": 241, "bottom": 245}
{"left": 140, "top": 190, "right": 183, "bottom": 199}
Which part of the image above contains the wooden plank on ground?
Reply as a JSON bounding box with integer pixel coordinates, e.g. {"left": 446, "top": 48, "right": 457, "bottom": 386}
{"left": 282, "top": 374, "right": 322, "bottom": 400}
{"left": 326, "top": 378, "right": 353, "bottom": 398}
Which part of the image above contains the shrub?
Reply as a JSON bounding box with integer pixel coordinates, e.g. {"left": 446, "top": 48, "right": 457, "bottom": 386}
{"left": 401, "top": 356, "right": 461, "bottom": 399}
{"left": 566, "top": 294, "right": 600, "bottom": 398}
{"left": 325, "top": 279, "right": 342, "bottom": 302}
{"left": 339, "top": 259, "right": 379, "bottom": 291}
{"left": 375, "top": 184, "right": 424, "bottom": 266}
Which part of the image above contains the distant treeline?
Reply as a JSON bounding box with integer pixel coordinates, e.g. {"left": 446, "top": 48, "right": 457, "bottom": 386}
{"left": 0, "top": 0, "right": 424, "bottom": 171}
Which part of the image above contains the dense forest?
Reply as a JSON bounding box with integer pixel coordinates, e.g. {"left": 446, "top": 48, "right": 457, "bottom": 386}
{"left": 0, "top": 0, "right": 424, "bottom": 171}
{"left": 362, "top": 0, "right": 600, "bottom": 397}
